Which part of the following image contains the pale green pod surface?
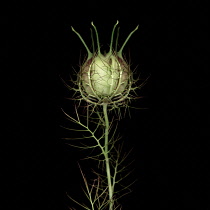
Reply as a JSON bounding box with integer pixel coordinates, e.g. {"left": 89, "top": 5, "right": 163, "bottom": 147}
{"left": 81, "top": 53, "right": 130, "bottom": 99}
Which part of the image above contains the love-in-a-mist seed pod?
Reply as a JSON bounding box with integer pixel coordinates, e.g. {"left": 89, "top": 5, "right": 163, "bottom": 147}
{"left": 71, "top": 21, "right": 138, "bottom": 105}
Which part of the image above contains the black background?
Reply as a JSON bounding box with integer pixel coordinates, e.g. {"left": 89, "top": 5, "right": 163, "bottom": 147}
{"left": 10, "top": 1, "right": 209, "bottom": 209}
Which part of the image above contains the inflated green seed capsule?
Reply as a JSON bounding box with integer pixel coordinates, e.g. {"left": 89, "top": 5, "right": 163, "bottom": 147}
{"left": 71, "top": 21, "right": 138, "bottom": 105}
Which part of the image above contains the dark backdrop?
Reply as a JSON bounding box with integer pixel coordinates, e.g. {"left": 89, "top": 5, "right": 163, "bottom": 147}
{"left": 10, "top": 1, "right": 209, "bottom": 209}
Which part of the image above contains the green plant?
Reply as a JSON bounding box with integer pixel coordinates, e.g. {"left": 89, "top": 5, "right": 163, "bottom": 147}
{"left": 63, "top": 21, "right": 145, "bottom": 210}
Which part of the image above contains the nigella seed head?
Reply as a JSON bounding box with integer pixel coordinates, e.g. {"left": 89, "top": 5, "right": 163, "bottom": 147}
{"left": 72, "top": 21, "right": 139, "bottom": 106}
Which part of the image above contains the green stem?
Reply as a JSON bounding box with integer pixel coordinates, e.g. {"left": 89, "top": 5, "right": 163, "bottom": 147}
{"left": 103, "top": 103, "right": 113, "bottom": 210}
